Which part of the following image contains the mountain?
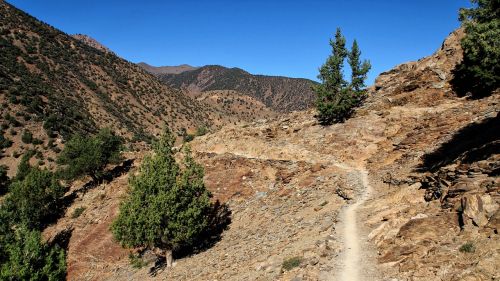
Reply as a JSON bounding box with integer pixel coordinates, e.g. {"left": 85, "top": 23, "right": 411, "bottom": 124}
{"left": 142, "top": 64, "right": 317, "bottom": 112}
{"left": 136, "top": 62, "right": 198, "bottom": 75}
{"left": 45, "top": 29, "right": 499, "bottom": 280}
{"left": 0, "top": 1, "right": 241, "bottom": 175}
{"left": 72, "top": 34, "right": 113, "bottom": 54}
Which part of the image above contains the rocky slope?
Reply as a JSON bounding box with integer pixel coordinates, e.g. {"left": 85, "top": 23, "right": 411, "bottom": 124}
{"left": 145, "top": 64, "right": 317, "bottom": 113}
{"left": 42, "top": 28, "right": 498, "bottom": 281}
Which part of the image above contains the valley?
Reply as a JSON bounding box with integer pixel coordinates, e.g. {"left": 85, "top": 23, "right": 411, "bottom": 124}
{"left": 0, "top": 1, "right": 498, "bottom": 281}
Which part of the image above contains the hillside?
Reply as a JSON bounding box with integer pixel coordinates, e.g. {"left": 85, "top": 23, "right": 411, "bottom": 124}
{"left": 137, "top": 62, "right": 198, "bottom": 75}
{"left": 0, "top": 1, "right": 246, "bottom": 175}
{"left": 42, "top": 28, "right": 499, "bottom": 281}
{"left": 72, "top": 34, "right": 113, "bottom": 54}
{"left": 144, "top": 64, "right": 317, "bottom": 112}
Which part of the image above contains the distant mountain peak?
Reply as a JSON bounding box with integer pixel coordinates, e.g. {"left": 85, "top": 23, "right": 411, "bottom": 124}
{"left": 152, "top": 64, "right": 318, "bottom": 112}
{"left": 137, "top": 63, "right": 198, "bottom": 75}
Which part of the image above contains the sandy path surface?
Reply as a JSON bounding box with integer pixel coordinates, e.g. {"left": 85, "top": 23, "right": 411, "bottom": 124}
{"left": 337, "top": 168, "right": 377, "bottom": 281}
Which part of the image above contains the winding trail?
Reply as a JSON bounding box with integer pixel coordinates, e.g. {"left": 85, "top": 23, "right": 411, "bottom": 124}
{"left": 338, "top": 168, "right": 374, "bottom": 281}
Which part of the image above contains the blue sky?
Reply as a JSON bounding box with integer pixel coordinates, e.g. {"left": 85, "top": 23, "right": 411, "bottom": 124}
{"left": 8, "top": 0, "right": 470, "bottom": 84}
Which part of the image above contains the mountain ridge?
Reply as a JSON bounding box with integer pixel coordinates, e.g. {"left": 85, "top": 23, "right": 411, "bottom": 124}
{"left": 150, "top": 64, "right": 318, "bottom": 112}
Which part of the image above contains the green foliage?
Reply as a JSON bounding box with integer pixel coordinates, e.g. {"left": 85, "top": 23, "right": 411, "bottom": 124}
{"left": 71, "top": 207, "right": 86, "bottom": 219}
{"left": 348, "top": 40, "right": 371, "bottom": 95}
{"left": 282, "top": 256, "right": 302, "bottom": 271}
{"left": 452, "top": 0, "right": 500, "bottom": 97}
{"left": 21, "top": 130, "right": 33, "bottom": 144}
{"left": 111, "top": 128, "right": 212, "bottom": 253}
{"left": 57, "top": 128, "right": 123, "bottom": 181}
{"left": 4, "top": 168, "right": 65, "bottom": 230}
{"left": 128, "top": 253, "right": 147, "bottom": 269}
{"left": 0, "top": 132, "right": 13, "bottom": 149}
{"left": 0, "top": 165, "right": 10, "bottom": 195}
{"left": 459, "top": 241, "right": 475, "bottom": 253}
{"left": 314, "top": 28, "right": 371, "bottom": 124}
{"left": 0, "top": 226, "right": 66, "bottom": 281}
{"left": 195, "top": 126, "right": 208, "bottom": 137}
{"left": 14, "top": 150, "right": 35, "bottom": 182}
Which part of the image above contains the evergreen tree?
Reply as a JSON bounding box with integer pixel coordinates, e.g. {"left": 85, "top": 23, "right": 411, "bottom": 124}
{"left": 452, "top": 0, "right": 500, "bottom": 97}
{"left": 4, "top": 168, "right": 65, "bottom": 230}
{"left": 0, "top": 226, "right": 66, "bottom": 281}
{"left": 111, "top": 128, "right": 211, "bottom": 267}
{"left": 57, "top": 128, "right": 123, "bottom": 181}
{"left": 314, "top": 28, "right": 370, "bottom": 124}
{"left": 348, "top": 40, "right": 371, "bottom": 96}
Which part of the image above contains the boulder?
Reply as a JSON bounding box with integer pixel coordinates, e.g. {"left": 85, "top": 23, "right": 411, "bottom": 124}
{"left": 461, "top": 194, "right": 499, "bottom": 227}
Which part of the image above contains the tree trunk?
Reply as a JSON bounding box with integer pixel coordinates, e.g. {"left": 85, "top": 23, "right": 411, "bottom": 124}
{"left": 165, "top": 249, "right": 173, "bottom": 268}
{"left": 154, "top": 248, "right": 174, "bottom": 268}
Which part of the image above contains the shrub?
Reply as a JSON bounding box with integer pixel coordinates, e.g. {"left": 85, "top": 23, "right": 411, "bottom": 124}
{"left": 71, "top": 207, "right": 86, "bottom": 219}
{"left": 0, "top": 133, "right": 13, "bottom": 149}
{"left": 0, "top": 165, "right": 9, "bottom": 195}
{"left": 21, "top": 130, "right": 33, "bottom": 144}
{"left": 128, "top": 253, "right": 147, "bottom": 269}
{"left": 195, "top": 126, "right": 208, "bottom": 136}
{"left": 459, "top": 241, "right": 475, "bottom": 253}
{"left": 57, "top": 128, "right": 123, "bottom": 181}
{"left": 0, "top": 226, "right": 66, "bottom": 280}
{"left": 4, "top": 168, "right": 65, "bottom": 229}
{"left": 282, "top": 256, "right": 302, "bottom": 271}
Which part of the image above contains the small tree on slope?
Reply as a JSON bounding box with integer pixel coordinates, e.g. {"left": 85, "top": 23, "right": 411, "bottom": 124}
{"left": 111, "top": 128, "right": 211, "bottom": 267}
{"left": 314, "top": 28, "right": 371, "bottom": 124}
{"left": 57, "top": 128, "right": 123, "bottom": 181}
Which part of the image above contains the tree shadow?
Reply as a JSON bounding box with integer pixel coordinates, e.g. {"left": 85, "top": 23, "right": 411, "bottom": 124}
{"left": 147, "top": 200, "right": 232, "bottom": 276}
{"left": 418, "top": 113, "right": 499, "bottom": 172}
{"left": 60, "top": 159, "right": 134, "bottom": 210}
{"left": 48, "top": 226, "right": 73, "bottom": 251}
{"left": 450, "top": 58, "right": 497, "bottom": 100}
{"left": 174, "top": 200, "right": 232, "bottom": 259}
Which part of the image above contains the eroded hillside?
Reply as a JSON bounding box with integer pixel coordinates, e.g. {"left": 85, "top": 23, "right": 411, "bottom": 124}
{"left": 42, "top": 29, "right": 499, "bottom": 281}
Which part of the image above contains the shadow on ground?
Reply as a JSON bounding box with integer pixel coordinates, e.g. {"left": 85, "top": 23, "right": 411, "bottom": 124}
{"left": 149, "top": 200, "right": 232, "bottom": 276}
{"left": 418, "top": 113, "right": 499, "bottom": 172}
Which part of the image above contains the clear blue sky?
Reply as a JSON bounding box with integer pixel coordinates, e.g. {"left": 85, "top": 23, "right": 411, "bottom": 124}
{"left": 8, "top": 0, "right": 470, "bottom": 84}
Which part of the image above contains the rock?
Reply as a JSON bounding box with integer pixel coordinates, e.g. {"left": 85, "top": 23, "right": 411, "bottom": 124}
{"left": 410, "top": 213, "right": 428, "bottom": 220}
{"left": 255, "top": 191, "right": 267, "bottom": 199}
{"left": 310, "top": 163, "right": 323, "bottom": 173}
{"left": 461, "top": 194, "right": 499, "bottom": 227}
{"left": 335, "top": 188, "right": 352, "bottom": 201}
{"left": 309, "top": 256, "right": 319, "bottom": 266}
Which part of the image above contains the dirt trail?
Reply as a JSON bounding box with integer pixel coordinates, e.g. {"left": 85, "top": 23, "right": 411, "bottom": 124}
{"left": 337, "top": 168, "right": 377, "bottom": 281}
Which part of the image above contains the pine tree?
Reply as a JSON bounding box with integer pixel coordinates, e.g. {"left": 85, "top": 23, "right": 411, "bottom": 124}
{"left": 111, "top": 128, "right": 211, "bottom": 267}
{"left": 452, "top": 0, "right": 499, "bottom": 97}
{"left": 314, "top": 28, "right": 370, "bottom": 124}
{"left": 348, "top": 40, "right": 371, "bottom": 96}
